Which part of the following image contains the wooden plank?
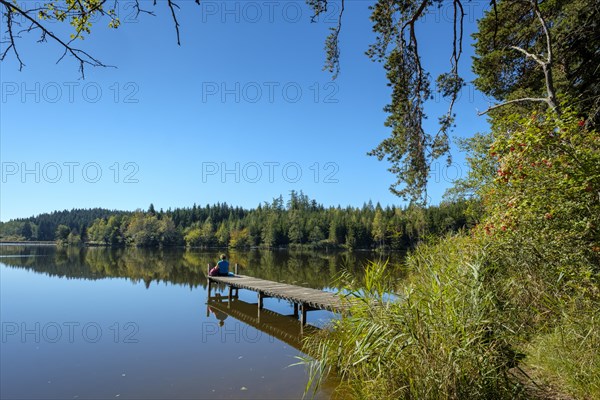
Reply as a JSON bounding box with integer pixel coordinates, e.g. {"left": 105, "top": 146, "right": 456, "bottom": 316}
{"left": 206, "top": 274, "right": 360, "bottom": 316}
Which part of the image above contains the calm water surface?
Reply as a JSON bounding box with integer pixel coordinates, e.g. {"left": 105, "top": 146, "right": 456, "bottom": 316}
{"left": 1, "top": 245, "right": 402, "bottom": 399}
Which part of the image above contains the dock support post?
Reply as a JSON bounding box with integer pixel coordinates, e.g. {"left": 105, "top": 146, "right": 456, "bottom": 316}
{"left": 228, "top": 285, "right": 233, "bottom": 302}
{"left": 258, "top": 292, "right": 264, "bottom": 309}
{"left": 207, "top": 264, "right": 212, "bottom": 296}
{"left": 235, "top": 263, "right": 238, "bottom": 275}
{"left": 258, "top": 292, "right": 272, "bottom": 309}
{"left": 293, "top": 303, "right": 299, "bottom": 318}
{"left": 300, "top": 303, "right": 307, "bottom": 326}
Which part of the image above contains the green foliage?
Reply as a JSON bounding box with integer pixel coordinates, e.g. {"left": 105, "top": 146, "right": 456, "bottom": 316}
{"left": 20, "top": 222, "right": 33, "bottom": 240}
{"left": 229, "top": 228, "right": 251, "bottom": 248}
{"left": 4, "top": 193, "right": 474, "bottom": 250}
{"left": 200, "top": 217, "right": 216, "bottom": 246}
{"left": 87, "top": 212, "right": 181, "bottom": 247}
{"left": 0, "top": 208, "right": 124, "bottom": 242}
{"left": 371, "top": 209, "right": 386, "bottom": 246}
{"left": 184, "top": 227, "right": 202, "bottom": 247}
{"left": 304, "top": 235, "right": 521, "bottom": 400}
{"left": 288, "top": 210, "right": 305, "bottom": 245}
{"left": 55, "top": 224, "right": 83, "bottom": 246}
{"left": 481, "top": 107, "right": 600, "bottom": 269}
{"left": 35, "top": 0, "right": 120, "bottom": 40}
{"left": 215, "top": 222, "right": 230, "bottom": 247}
{"left": 308, "top": 224, "right": 325, "bottom": 245}
{"left": 87, "top": 215, "right": 125, "bottom": 245}
{"left": 55, "top": 224, "right": 70, "bottom": 243}
{"left": 302, "top": 106, "right": 599, "bottom": 399}
{"left": 66, "top": 231, "right": 82, "bottom": 246}
{"left": 311, "top": 0, "right": 471, "bottom": 202}
{"left": 0, "top": 220, "right": 27, "bottom": 241}
{"left": 444, "top": 132, "right": 497, "bottom": 202}
{"left": 158, "top": 217, "right": 179, "bottom": 246}
{"left": 123, "top": 213, "right": 161, "bottom": 247}
{"left": 526, "top": 295, "right": 600, "bottom": 399}
{"left": 474, "top": 106, "right": 600, "bottom": 399}
{"left": 473, "top": 0, "right": 600, "bottom": 126}
{"left": 361, "top": 0, "right": 465, "bottom": 201}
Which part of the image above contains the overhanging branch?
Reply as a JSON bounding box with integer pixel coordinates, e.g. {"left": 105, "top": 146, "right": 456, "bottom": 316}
{"left": 479, "top": 0, "right": 560, "bottom": 116}
{"left": 0, "top": 0, "right": 189, "bottom": 77}
{"left": 167, "top": 0, "right": 181, "bottom": 46}
{"left": 0, "top": 0, "right": 115, "bottom": 78}
{"left": 478, "top": 97, "right": 551, "bottom": 116}
{"left": 510, "top": 45, "right": 544, "bottom": 66}
{"left": 1, "top": 7, "right": 25, "bottom": 71}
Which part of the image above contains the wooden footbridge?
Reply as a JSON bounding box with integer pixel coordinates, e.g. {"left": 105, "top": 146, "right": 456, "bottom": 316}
{"left": 207, "top": 264, "right": 351, "bottom": 326}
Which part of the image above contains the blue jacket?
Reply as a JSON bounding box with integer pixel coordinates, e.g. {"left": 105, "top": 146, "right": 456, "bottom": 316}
{"left": 217, "top": 259, "right": 229, "bottom": 275}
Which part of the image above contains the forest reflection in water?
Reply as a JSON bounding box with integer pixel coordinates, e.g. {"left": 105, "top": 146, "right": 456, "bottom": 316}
{"left": 0, "top": 245, "right": 405, "bottom": 291}
{"left": 1, "top": 244, "right": 404, "bottom": 399}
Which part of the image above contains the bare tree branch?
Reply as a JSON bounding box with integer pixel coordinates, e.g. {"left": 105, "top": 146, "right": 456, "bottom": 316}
{"left": 510, "top": 45, "right": 544, "bottom": 66}
{"left": 531, "top": 0, "right": 559, "bottom": 113}
{"left": 167, "top": 0, "right": 181, "bottom": 46}
{"left": 533, "top": 0, "right": 553, "bottom": 65}
{"left": 0, "top": 0, "right": 115, "bottom": 79}
{"left": 1, "top": 7, "right": 25, "bottom": 71}
{"left": 436, "top": 0, "right": 465, "bottom": 138}
{"left": 478, "top": 97, "right": 551, "bottom": 115}
{"left": 133, "top": 0, "right": 156, "bottom": 18}
{"left": 478, "top": 0, "right": 560, "bottom": 116}
{"left": 454, "top": 0, "right": 464, "bottom": 63}
{"left": 0, "top": 0, "right": 167, "bottom": 77}
{"left": 402, "top": 0, "right": 428, "bottom": 93}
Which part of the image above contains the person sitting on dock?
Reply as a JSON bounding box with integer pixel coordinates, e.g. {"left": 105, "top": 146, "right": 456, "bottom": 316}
{"left": 216, "top": 254, "right": 230, "bottom": 276}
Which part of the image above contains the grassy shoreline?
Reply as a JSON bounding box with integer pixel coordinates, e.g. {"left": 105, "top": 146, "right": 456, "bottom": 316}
{"left": 302, "top": 234, "right": 599, "bottom": 399}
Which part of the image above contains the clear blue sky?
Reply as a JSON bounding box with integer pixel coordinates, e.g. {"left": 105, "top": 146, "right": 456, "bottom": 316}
{"left": 0, "top": 0, "right": 493, "bottom": 221}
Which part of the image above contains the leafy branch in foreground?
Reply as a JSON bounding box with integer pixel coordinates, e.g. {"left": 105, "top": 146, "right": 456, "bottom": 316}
{"left": 0, "top": 0, "right": 189, "bottom": 78}
{"left": 0, "top": 0, "right": 119, "bottom": 77}
{"left": 360, "top": 0, "right": 466, "bottom": 202}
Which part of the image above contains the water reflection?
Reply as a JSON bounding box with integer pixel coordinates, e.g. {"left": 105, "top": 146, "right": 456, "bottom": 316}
{"left": 0, "top": 245, "right": 404, "bottom": 289}
{"left": 1, "top": 245, "right": 402, "bottom": 399}
{"left": 206, "top": 294, "right": 320, "bottom": 349}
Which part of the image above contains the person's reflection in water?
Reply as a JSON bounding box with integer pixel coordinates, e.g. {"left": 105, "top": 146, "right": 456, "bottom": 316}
{"left": 208, "top": 294, "right": 228, "bottom": 327}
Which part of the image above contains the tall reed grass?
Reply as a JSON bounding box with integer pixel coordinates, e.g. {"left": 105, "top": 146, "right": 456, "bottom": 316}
{"left": 301, "top": 230, "right": 599, "bottom": 399}
{"left": 302, "top": 235, "right": 525, "bottom": 399}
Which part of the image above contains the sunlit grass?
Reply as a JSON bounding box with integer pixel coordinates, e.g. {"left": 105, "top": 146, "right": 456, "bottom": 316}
{"left": 525, "top": 298, "right": 600, "bottom": 399}
{"left": 301, "top": 234, "right": 525, "bottom": 399}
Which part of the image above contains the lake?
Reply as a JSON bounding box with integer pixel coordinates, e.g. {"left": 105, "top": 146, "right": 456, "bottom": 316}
{"left": 0, "top": 245, "right": 403, "bottom": 399}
